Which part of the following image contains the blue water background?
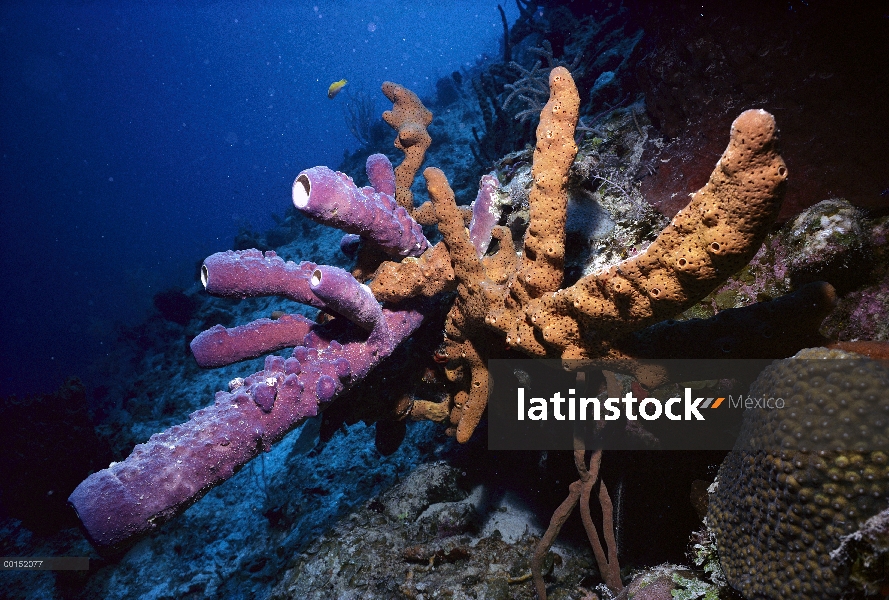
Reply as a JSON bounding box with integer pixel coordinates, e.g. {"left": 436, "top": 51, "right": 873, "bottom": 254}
{"left": 0, "top": 1, "right": 517, "bottom": 397}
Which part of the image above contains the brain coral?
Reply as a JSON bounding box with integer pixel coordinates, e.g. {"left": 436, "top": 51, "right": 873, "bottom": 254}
{"left": 709, "top": 347, "right": 889, "bottom": 598}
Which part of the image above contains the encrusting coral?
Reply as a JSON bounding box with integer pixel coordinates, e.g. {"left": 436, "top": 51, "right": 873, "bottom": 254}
{"left": 68, "top": 67, "right": 841, "bottom": 589}
{"left": 709, "top": 347, "right": 889, "bottom": 598}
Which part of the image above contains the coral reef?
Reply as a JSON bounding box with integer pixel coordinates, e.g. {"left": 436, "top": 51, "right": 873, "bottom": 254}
{"left": 825, "top": 278, "right": 889, "bottom": 343}
{"left": 779, "top": 198, "right": 872, "bottom": 294}
{"left": 819, "top": 212, "right": 889, "bottom": 344}
{"left": 268, "top": 461, "right": 597, "bottom": 600}
{"left": 682, "top": 199, "right": 888, "bottom": 353}
{"left": 708, "top": 347, "right": 889, "bottom": 598}
{"left": 68, "top": 62, "right": 842, "bottom": 573}
{"left": 3, "top": 6, "right": 879, "bottom": 600}
{"left": 831, "top": 508, "right": 889, "bottom": 597}
{"left": 59, "top": 26, "right": 886, "bottom": 599}
{"left": 619, "top": 563, "right": 722, "bottom": 600}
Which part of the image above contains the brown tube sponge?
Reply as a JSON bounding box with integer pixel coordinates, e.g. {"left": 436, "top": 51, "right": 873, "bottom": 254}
{"left": 514, "top": 66, "right": 581, "bottom": 302}
{"left": 368, "top": 242, "right": 456, "bottom": 303}
{"left": 530, "top": 109, "right": 788, "bottom": 357}
{"left": 382, "top": 81, "right": 433, "bottom": 217}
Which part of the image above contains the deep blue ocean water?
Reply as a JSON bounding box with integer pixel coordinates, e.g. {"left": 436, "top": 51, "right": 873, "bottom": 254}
{"left": 0, "top": 1, "right": 517, "bottom": 397}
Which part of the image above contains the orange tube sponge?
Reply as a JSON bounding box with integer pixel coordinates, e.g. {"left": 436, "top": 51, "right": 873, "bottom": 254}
{"left": 418, "top": 89, "right": 795, "bottom": 443}
{"left": 369, "top": 242, "right": 456, "bottom": 303}
{"left": 422, "top": 167, "right": 518, "bottom": 442}
{"left": 481, "top": 66, "right": 580, "bottom": 357}
{"left": 382, "top": 81, "right": 433, "bottom": 217}
{"left": 374, "top": 76, "right": 812, "bottom": 447}
{"left": 514, "top": 66, "right": 581, "bottom": 303}
{"left": 530, "top": 109, "right": 788, "bottom": 357}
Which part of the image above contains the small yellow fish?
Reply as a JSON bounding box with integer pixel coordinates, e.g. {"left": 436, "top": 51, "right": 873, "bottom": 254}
{"left": 327, "top": 79, "right": 347, "bottom": 99}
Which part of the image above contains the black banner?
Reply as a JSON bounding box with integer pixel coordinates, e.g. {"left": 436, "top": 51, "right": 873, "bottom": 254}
{"left": 487, "top": 358, "right": 889, "bottom": 451}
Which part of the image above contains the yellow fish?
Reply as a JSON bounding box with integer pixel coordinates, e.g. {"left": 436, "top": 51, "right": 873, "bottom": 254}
{"left": 327, "top": 79, "right": 347, "bottom": 99}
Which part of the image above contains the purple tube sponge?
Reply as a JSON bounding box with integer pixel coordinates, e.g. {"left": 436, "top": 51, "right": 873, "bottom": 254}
{"left": 468, "top": 174, "right": 501, "bottom": 257}
{"left": 339, "top": 233, "right": 362, "bottom": 259}
{"left": 309, "top": 265, "right": 384, "bottom": 332}
{"left": 68, "top": 300, "right": 429, "bottom": 555}
{"left": 365, "top": 152, "right": 396, "bottom": 196}
{"left": 193, "top": 259, "right": 387, "bottom": 368}
{"left": 71, "top": 154, "right": 436, "bottom": 555}
{"left": 292, "top": 155, "right": 429, "bottom": 257}
{"left": 190, "top": 314, "right": 315, "bottom": 368}
{"left": 201, "top": 249, "right": 323, "bottom": 308}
